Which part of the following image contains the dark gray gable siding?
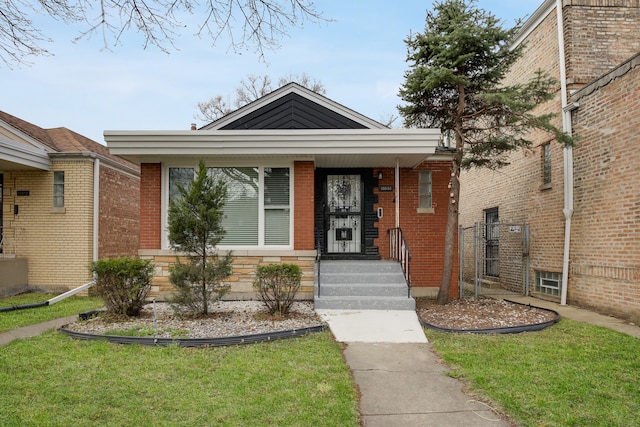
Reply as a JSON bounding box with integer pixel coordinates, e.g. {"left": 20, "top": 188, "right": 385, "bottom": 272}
{"left": 220, "top": 93, "right": 368, "bottom": 130}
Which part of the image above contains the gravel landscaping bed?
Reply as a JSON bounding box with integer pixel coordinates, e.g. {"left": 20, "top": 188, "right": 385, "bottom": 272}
{"left": 416, "top": 297, "right": 558, "bottom": 330}
{"left": 66, "top": 301, "right": 325, "bottom": 339}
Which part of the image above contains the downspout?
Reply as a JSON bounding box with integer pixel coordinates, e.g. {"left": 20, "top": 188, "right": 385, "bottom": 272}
{"left": 93, "top": 158, "right": 100, "bottom": 263}
{"left": 556, "top": 0, "right": 573, "bottom": 305}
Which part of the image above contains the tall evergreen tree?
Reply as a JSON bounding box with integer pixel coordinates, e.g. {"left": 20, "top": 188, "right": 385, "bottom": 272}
{"left": 399, "top": 0, "right": 572, "bottom": 304}
{"left": 167, "top": 160, "right": 233, "bottom": 315}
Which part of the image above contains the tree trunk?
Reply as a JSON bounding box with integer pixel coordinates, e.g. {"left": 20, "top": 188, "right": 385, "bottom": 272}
{"left": 436, "top": 157, "right": 461, "bottom": 304}
{"left": 437, "top": 83, "right": 465, "bottom": 305}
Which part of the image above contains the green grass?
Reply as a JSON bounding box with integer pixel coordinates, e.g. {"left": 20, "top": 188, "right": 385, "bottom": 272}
{"left": 426, "top": 319, "right": 640, "bottom": 426}
{"left": 0, "top": 330, "right": 359, "bottom": 426}
{"left": 0, "top": 293, "right": 104, "bottom": 333}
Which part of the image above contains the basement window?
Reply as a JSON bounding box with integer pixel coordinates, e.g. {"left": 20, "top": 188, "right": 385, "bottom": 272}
{"left": 535, "top": 270, "right": 561, "bottom": 296}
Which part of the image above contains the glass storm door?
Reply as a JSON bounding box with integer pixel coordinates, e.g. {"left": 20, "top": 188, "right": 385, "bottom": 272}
{"left": 326, "top": 174, "right": 362, "bottom": 254}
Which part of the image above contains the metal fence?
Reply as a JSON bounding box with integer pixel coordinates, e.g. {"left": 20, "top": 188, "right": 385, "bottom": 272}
{"left": 459, "top": 223, "right": 530, "bottom": 298}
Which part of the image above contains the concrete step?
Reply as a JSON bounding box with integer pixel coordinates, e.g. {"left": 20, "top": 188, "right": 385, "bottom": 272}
{"left": 314, "top": 295, "right": 416, "bottom": 310}
{"left": 318, "top": 282, "right": 408, "bottom": 297}
{"left": 314, "top": 260, "right": 414, "bottom": 311}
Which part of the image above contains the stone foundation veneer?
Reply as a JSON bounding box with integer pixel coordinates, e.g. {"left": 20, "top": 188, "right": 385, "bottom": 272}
{"left": 139, "top": 249, "right": 317, "bottom": 301}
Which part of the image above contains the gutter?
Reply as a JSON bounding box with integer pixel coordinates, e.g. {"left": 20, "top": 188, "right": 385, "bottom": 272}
{"left": 556, "top": 0, "right": 575, "bottom": 306}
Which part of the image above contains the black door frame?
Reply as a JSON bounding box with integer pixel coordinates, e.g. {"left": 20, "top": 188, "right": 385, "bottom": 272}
{"left": 314, "top": 168, "right": 380, "bottom": 260}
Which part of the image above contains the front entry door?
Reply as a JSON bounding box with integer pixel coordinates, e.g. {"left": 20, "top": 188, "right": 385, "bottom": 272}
{"left": 326, "top": 174, "right": 362, "bottom": 254}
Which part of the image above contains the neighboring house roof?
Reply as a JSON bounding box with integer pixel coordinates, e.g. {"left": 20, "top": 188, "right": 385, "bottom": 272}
{"left": 107, "top": 83, "right": 448, "bottom": 168}
{"left": 0, "top": 110, "right": 139, "bottom": 173}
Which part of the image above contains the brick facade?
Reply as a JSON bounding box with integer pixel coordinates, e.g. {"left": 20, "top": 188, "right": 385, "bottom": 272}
{"left": 293, "top": 161, "right": 315, "bottom": 251}
{"left": 459, "top": 0, "right": 640, "bottom": 320}
{"left": 375, "top": 161, "right": 459, "bottom": 297}
{"left": 139, "top": 161, "right": 319, "bottom": 300}
{"left": 139, "top": 163, "right": 162, "bottom": 250}
{"left": 2, "top": 158, "right": 140, "bottom": 292}
{"left": 99, "top": 163, "right": 140, "bottom": 258}
{"left": 567, "top": 55, "right": 640, "bottom": 321}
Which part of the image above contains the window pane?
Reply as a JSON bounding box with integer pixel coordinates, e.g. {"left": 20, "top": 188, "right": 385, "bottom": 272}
{"left": 543, "top": 144, "right": 551, "bottom": 184}
{"left": 264, "top": 167, "right": 290, "bottom": 206}
{"left": 210, "top": 167, "right": 259, "bottom": 245}
{"left": 169, "top": 168, "right": 194, "bottom": 201}
{"left": 419, "top": 171, "right": 432, "bottom": 208}
{"left": 53, "top": 171, "right": 64, "bottom": 208}
{"left": 265, "top": 209, "right": 290, "bottom": 245}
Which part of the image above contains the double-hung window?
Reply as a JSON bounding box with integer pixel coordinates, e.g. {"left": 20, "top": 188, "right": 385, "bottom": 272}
{"left": 167, "top": 165, "right": 291, "bottom": 248}
{"left": 53, "top": 171, "right": 65, "bottom": 208}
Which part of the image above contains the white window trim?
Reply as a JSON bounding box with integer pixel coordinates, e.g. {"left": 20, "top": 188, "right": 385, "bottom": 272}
{"left": 162, "top": 161, "right": 294, "bottom": 251}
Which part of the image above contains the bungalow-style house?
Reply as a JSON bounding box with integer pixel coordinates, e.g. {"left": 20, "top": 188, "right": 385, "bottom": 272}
{"left": 459, "top": 0, "right": 640, "bottom": 321}
{"left": 0, "top": 111, "right": 140, "bottom": 296}
{"left": 106, "top": 83, "right": 457, "bottom": 305}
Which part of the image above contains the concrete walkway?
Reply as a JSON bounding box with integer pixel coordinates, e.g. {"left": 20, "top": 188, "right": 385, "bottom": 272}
{"left": 316, "top": 309, "right": 513, "bottom": 426}
{"left": 0, "top": 315, "right": 78, "bottom": 345}
{"left": 317, "top": 301, "right": 640, "bottom": 427}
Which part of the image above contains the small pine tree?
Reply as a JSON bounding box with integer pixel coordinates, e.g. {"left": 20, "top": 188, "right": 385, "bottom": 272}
{"left": 167, "top": 160, "right": 233, "bottom": 315}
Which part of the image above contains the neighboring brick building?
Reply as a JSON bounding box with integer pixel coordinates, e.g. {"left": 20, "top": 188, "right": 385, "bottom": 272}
{"left": 0, "top": 111, "right": 140, "bottom": 295}
{"left": 459, "top": 0, "right": 640, "bottom": 321}
{"left": 107, "top": 83, "right": 457, "bottom": 300}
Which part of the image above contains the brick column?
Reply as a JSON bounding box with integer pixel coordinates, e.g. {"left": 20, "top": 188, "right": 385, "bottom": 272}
{"left": 294, "top": 161, "right": 315, "bottom": 250}
{"left": 140, "top": 163, "right": 161, "bottom": 249}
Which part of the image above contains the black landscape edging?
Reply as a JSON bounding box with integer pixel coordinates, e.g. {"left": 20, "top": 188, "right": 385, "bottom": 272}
{"left": 420, "top": 299, "right": 561, "bottom": 334}
{"left": 59, "top": 324, "right": 328, "bottom": 347}
{"left": 0, "top": 301, "right": 49, "bottom": 312}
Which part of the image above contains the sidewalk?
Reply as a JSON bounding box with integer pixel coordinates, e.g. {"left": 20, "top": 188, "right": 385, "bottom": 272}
{"left": 503, "top": 296, "right": 640, "bottom": 339}
{"left": 0, "top": 315, "right": 78, "bottom": 345}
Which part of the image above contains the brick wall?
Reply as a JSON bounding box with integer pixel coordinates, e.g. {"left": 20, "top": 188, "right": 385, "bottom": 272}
{"left": 459, "top": 1, "right": 640, "bottom": 319}
{"left": 98, "top": 163, "right": 140, "bottom": 258}
{"left": 568, "top": 56, "right": 640, "bottom": 320}
{"left": 2, "top": 160, "right": 94, "bottom": 290}
{"left": 374, "top": 161, "right": 459, "bottom": 297}
{"left": 293, "top": 161, "right": 314, "bottom": 250}
{"left": 139, "top": 163, "right": 161, "bottom": 250}
{"left": 564, "top": 0, "right": 640, "bottom": 89}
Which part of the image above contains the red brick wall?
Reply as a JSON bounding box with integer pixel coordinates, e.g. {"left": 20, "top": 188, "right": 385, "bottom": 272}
{"left": 98, "top": 164, "right": 140, "bottom": 258}
{"left": 140, "top": 163, "right": 161, "bottom": 250}
{"left": 294, "top": 161, "right": 315, "bottom": 250}
{"left": 374, "top": 161, "right": 459, "bottom": 297}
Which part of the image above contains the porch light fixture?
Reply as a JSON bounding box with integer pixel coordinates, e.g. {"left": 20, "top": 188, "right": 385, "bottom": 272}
{"left": 378, "top": 171, "right": 383, "bottom": 180}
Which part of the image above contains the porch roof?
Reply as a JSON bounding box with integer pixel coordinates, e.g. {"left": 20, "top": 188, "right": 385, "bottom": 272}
{"left": 0, "top": 135, "right": 51, "bottom": 171}
{"left": 105, "top": 128, "right": 451, "bottom": 168}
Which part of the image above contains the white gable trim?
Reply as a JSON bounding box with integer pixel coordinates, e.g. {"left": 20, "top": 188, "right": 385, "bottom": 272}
{"left": 0, "top": 135, "right": 51, "bottom": 170}
{"left": 202, "top": 83, "right": 388, "bottom": 130}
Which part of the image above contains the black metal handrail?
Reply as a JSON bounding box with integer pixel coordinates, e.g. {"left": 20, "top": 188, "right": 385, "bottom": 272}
{"left": 316, "top": 239, "right": 322, "bottom": 297}
{"left": 389, "top": 227, "right": 412, "bottom": 298}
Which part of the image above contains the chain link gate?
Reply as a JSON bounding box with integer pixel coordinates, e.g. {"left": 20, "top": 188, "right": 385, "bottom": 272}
{"left": 459, "top": 223, "right": 530, "bottom": 298}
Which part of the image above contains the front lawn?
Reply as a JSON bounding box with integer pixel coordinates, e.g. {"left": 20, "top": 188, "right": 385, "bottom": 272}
{"left": 0, "top": 331, "right": 359, "bottom": 426}
{"left": 426, "top": 319, "right": 640, "bottom": 426}
{"left": 0, "top": 293, "right": 104, "bottom": 333}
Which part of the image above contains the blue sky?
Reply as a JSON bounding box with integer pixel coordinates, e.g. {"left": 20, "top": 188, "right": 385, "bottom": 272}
{"left": 2, "top": 0, "right": 542, "bottom": 143}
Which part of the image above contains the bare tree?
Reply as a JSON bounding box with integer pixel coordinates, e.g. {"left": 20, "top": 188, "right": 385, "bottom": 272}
{"left": 196, "top": 72, "right": 326, "bottom": 123}
{"left": 0, "top": 0, "right": 326, "bottom": 67}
